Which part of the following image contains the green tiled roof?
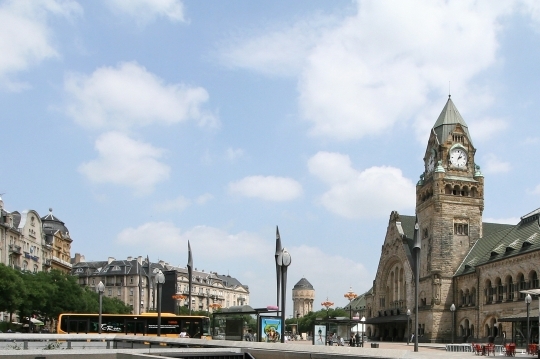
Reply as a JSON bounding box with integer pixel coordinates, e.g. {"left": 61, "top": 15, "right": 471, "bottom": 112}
{"left": 433, "top": 97, "right": 472, "bottom": 146}
{"left": 455, "top": 212, "right": 540, "bottom": 276}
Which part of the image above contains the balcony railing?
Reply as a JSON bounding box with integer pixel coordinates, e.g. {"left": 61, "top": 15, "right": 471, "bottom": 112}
{"left": 9, "top": 244, "right": 22, "bottom": 255}
{"left": 52, "top": 256, "right": 72, "bottom": 268}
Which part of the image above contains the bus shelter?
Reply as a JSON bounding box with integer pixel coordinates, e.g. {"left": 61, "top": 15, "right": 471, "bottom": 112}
{"left": 314, "top": 316, "right": 366, "bottom": 345}
{"left": 212, "top": 305, "right": 281, "bottom": 342}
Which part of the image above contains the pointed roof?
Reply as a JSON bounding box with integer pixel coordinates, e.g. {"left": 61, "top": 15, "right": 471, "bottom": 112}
{"left": 433, "top": 96, "right": 472, "bottom": 146}
{"left": 293, "top": 277, "right": 314, "bottom": 290}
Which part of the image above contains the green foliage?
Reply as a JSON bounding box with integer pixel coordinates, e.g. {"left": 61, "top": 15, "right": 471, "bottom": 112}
{"left": 0, "top": 264, "right": 26, "bottom": 315}
{"left": 0, "top": 265, "right": 132, "bottom": 322}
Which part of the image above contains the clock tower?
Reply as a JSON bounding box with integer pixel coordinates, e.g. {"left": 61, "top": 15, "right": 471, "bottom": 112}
{"left": 415, "top": 96, "right": 484, "bottom": 337}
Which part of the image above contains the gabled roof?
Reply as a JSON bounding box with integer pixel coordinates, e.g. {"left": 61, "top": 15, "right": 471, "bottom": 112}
{"left": 455, "top": 212, "right": 539, "bottom": 276}
{"left": 433, "top": 96, "right": 472, "bottom": 146}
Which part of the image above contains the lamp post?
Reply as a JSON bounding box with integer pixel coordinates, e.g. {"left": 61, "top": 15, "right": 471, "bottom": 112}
{"left": 526, "top": 294, "right": 532, "bottom": 349}
{"left": 360, "top": 316, "right": 365, "bottom": 347}
{"left": 413, "top": 219, "right": 420, "bottom": 352}
{"left": 450, "top": 304, "right": 456, "bottom": 344}
{"left": 321, "top": 298, "right": 334, "bottom": 345}
{"left": 344, "top": 287, "right": 358, "bottom": 338}
{"left": 296, "top": 311, "right": 300, "bottom": 337}
{"left": 97, "top": 281, "right": 104, "bottom": 334}
{"left": 407, "top": 309, "right": 411, "bottom": 345}
{"left": 276, "top": 248, "right": 291, "bottom": 343}
{"left": 156, "top": 270, "right": 165, "bottom": 336}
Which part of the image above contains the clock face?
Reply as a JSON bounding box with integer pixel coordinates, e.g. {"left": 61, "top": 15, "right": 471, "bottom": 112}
{"left": 426, "top": 152, "right": 436, "bottom": 172}
{"left": 449, "top": 148, "right": 468, "bottom": 167}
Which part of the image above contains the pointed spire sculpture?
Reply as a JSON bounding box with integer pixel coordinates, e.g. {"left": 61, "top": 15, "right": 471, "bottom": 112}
{"left": 275, "top": 226, "right": 282, "bottom": 308}
{"left": 187, "top": 241, "right": 193, "bottom": 314}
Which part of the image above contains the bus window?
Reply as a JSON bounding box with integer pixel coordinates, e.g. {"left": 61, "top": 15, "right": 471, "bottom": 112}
{"left": 69, "top": 319, "right": 88, "bottom": 334}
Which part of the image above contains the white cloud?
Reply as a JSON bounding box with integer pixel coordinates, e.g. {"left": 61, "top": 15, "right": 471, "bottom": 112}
{"left": 226, "top": 147, "right": 244, "bottom": 161}
{"left": 116, "top": 222, "right": 269, "bottom": 261}
{"left": 0, "top": 0, "right": 81, "bottom": 90}
{"left": 64, "top": 61, "right": 217, "bottom": 130}
{"left": 195, "top": 193, "right": 213, "bottom": 205}
{"left": 222, "top": 0, "right": 521, "bottom": 141}
{"left": 308, "top": 151, "right": 415, "bottom": 218}
{"left": 228, "top": 176, "right": 303, "bottom": 201}
{"left": 219, "top": 15, "right": 338, "bottom": 77}
{"left": 483, "top": 217, "right": 520, "bottom": 225}
{"left": 78, "top": 132, "right": 170, "bottom": 195}
{"left": 482, "top": 153, "right": 511, "bottom": 174}
{"left": 115, "top": 223, "right": 373, "bottom": 309}
{"left": 107, "top": 0, "right": 185, "bottom": 24}
{"left": 468, "top": 117, "right": 508, "bottom": 143}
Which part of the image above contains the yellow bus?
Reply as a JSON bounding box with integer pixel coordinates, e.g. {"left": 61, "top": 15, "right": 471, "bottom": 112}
{"left": 57, "top": 312, "right": 210, "bottom": 338}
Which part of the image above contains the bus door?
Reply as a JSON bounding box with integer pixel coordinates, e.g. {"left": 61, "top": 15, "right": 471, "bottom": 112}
{"left": 182, "top": 319, "right": 197, "bottom": 338}
{"left": 68, "top": 318, "right": 88, "bottom": 334}
{"left": 125, "top": 319, "right": 146, "bottom": 335}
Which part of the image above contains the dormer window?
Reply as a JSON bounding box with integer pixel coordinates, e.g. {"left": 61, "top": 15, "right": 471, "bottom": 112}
{"left": 75, "top": 268, "right": 83, "bottom": 273}
{"left": 112, "top": 265, "right": 121, "bottom": 271}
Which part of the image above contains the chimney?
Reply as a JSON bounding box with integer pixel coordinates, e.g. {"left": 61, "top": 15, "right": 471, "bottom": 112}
{"left": 137, "top": 256, "right": 142, "bottom": 264}
{"left": 127, "top": 256, "right": 133, "bottom": 261}
{"left": 108, "top": 257, "right": 115, "bottom": 264}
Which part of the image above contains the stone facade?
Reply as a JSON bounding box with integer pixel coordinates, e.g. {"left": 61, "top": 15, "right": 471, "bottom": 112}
{"left": 0, "top": 197, "right": 70, "bottom": 274}
{"left": 292, "top": 278, "right": 314, "bottom": 317}
{"left": 363, "top": 97, "right": 540, "bottom": 344}
{"left": 71, "top": 254, "right": 249, "bottom": 315}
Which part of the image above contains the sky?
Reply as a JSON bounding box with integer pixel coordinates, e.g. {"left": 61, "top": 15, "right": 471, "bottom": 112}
{"left": 2, "top": 0, "right": 540, "bottom": 315}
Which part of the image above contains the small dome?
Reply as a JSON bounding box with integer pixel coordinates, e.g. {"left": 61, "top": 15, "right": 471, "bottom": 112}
{"left": 293, "top": 277, "right": 314, "bottom": 290}
{"left": 41, "top": 208, "right": 69, "bottom": 235}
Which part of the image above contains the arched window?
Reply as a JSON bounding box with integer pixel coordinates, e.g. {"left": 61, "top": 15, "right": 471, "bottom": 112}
{"left": 530, "top": 271, "right": 539, "bottom": 289}
{"left": 519, "top": 273, "right": 527, "bottom": 299}
{"left": 496, "top": 278, "right": 503, "bottom": 302}
{"left": 485, "top": 279, "right": 493, "bottom": 304}
{"left": 506, "top": 276, "right": 514, "bottom": 301}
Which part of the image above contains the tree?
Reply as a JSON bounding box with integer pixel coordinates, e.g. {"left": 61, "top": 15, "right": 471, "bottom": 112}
{"left": 0, "top": 264, "right": 26, "bottom": 321}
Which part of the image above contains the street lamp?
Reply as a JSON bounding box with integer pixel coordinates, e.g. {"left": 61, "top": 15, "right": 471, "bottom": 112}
{"left": 450, "top": 304, "right": 456, "bottom": 344}
{"left": 321, "top": 298, "right": 334, "bottom": 345}
{"left": 526, "top": 294, "right": 532, "bottom": 349}
{"left": 344, "top": 287, "right": 358, "bottom": 339}
{"left": 360, "top": 316, "right": 365, "bottom": 347}
{"left": 344, "top": 287, "right": 358, "bottom": 320}
{"left": 413, "top": 218, "right": 420, "bottom": 352}
{"left": 296, "top": 311, "right": 300, "bottom": 337}
{"left": 407, "top": 309, "right": 411, "bottom": 345}
{"left": 97, "top": 281, "right": 104, "bottom": 334}
{"left": 276, "top": 248, "right": 291, "bottom": 343}
{"left": 156, "top": 270, "right": 165, "bottom": 336}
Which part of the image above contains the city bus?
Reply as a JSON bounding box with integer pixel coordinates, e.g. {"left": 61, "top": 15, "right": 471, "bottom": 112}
{"left": 57, "top": 312, "right": 210, "bottom": 338}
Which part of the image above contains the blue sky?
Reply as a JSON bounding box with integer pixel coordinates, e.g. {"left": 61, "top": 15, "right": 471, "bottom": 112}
{"left": 2, "top": 0, "right": 540, "bottom": 314}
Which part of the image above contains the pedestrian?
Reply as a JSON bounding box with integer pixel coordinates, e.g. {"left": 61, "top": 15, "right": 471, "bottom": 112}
{"left": 350, "top": 334, "right": 355, "bottom": 346}
{"left": 355, "top": 332, "right": 361, "bottom": 347}
{"left": 244, "top": 329, "right": 254, "bottom": 341}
